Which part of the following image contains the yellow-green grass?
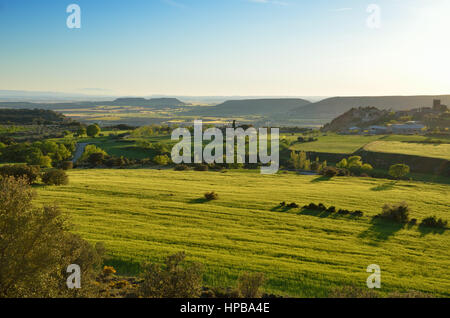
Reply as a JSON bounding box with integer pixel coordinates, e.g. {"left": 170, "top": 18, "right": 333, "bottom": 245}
{"left": 35, "top": 169, "right": 450, "bottom": 297}
{"left": 290, "top": 134, "right": 384, "bottom": 154}
{"left": 364, "top": 141, "right": 450, "bottom": 160}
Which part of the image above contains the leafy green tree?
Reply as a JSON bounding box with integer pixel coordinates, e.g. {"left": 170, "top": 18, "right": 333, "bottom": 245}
{"left": 77, "top": 127, "right": 87, "bottom": 137}
{"left": 88, "top": 153, "right": 106, "bottom": 166}
{"left": 153, "top": 154, "right": 171, "bottom": 166}
{"left": 87, "top": 124, "right": 101, "bottom": 138}
{"left": 79, "top": 145, "right": 108, "bottom": 163}
{"left": 336, "top": 158, "right": 348, "bottom": 168}
{"left": 389, "top": 164, "right": 410, "bottom": 179}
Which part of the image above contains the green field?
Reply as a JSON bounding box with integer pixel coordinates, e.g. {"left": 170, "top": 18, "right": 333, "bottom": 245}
{"left": 364, "top": 141, "right": 450, "bottom": 160}
{"left": 35, "top": 169, "right": 450, "bottom": 297}
{"left": 290, "top": 134, "right": 384, "bottom": 154}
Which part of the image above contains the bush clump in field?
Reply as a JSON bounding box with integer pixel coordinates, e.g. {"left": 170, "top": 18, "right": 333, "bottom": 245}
{"left": 60, "top": 161, "right": 73, "bottom": 170}
{"left": 302, "top": 203, "right": 363, "bottom": 217}
{"left": 420, "top": 216, "right": 448, "bottom": 229}
{"left": 0, "top": 164, "right": 40, "bottom": 184}
{"left": 139, "top": 252, "right": 203, "bottom": 298}
{"left": 194, "top": 164, "right": 209, "bottom": 171}
{"left": 337, "top": 209, "right": 350, "bottom": 215}
{"left": 322, "top": 166, "right": 338, "bottom": 177}
{"left": 204, "top": 191, "right": 219, "bottom": 201}
{"left": 351, "top": 210, "right": 364, "bottom": 217}
{"left": 237, "top": 272, "right": 265, "bottom": 298}
{"left": 174, "top": 164, "right": 190, "bottom": 171}
{"left": 377, "top": 202, "right": 410, "bottom": 223}
{"left": 88, "top": 152, "right": 106, "bottom": 166}
{"left": 42, "top": 169, "right": 69, "bottom": 186}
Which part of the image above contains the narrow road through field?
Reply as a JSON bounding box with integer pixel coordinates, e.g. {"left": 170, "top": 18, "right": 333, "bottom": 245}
{"left": 72, "top": 143, "right": 88, "bottom": 163}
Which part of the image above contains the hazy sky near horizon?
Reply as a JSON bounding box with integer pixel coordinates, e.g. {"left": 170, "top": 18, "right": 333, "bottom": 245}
{"left": 0, "top": 0, "right": 449, "bottom": 97}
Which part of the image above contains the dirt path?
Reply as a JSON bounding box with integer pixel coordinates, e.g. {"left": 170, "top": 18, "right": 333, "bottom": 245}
{"left": 72, "top": 143, "right": 88, "bottom": 163}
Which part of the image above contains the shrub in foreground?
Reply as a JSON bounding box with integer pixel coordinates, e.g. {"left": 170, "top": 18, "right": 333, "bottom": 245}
{"left": 0, "top": 176, "right": 103, "bottom": 297}
{"left": 139, "top": 252, "right": 203, "bottom": 298}
{"left": 42, "top": 169, "right": 69, "bottom": 186}
{"left": 0, "top": 164, "right": 40, "bottom": 184}
{"left": 237, "top": 272, "right": 265, "bottom": 298}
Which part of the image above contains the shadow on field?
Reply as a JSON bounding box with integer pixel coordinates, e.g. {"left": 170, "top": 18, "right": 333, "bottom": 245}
{"left": 370, "top": 181, "right": 397, "bottom": 191}
{"left": 189, "top": 198, "right": 209, "bottom": 204}
{"left": 358, "top": 219, "right": 404, "bottom": 242}
{"left": 310, "top": 176, "right": 332, "bottom": 183}
{"left": 271, "top": 204, "right": 297, "bottom": 212}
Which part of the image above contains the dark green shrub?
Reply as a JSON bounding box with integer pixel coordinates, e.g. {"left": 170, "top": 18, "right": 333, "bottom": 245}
{"left": 237, "top": 272, "right": 265, "bottom": 298}
{"left": 0, "top": 164, "right": 41, "bottom": 184}
{"left": 304, "top": 203, "right": 319, "bottom": 210}
{"left": 337, "top": 168, "right": 350, "bottom": 176}
{"left": 139, "top": 252, "right": 203, "bottom": 298}
{"left": 327, "top": 206, "right": 336, "bottom": 213}
{"left": 42, "top": 169, "right": 69, "bottom": 186}
{"left": 378, "top": 202, "right": 410, "bottom": 223}
{"left": 204, "top": 191, "right": 219, "bottom": 201}
{"left": 322, "top": 167, "right": 338, "bottom": 177}
{"left": 287, "top": 202, "right": 299, "bottom": 208}
{"left": 337, "top": 209, "right": 350, "bottom": 215}
{"left": 421, "top": 216, "right": 448, "bottom": 229}
{"left": 194, "top": 164, "right": 209, "bottom": 171}
{"left": 174, "top": 164, "right": 190, "bottom": 171}
{"left": 60, "top": 161, "right": 73, "bottom": 170}
{"left": 88, "top": 152, "right": 106, "bottom": 166}
{"left": 352, "top": 210, "right": 364, "bottom": 217}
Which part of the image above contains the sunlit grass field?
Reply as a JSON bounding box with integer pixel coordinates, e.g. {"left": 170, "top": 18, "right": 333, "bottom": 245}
{"left": 35, "top": 169, "right": 450, "bottom": 297}
{"left": 290, "top": 134, "right": 384, "bottom": 154}
{"left": 364, "top": 141, "right": 450, "bottom": 160}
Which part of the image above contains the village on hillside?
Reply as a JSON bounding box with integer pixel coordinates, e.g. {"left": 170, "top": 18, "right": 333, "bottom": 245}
{"left": 323, "top": 99, "right": 449, "bottom": 135}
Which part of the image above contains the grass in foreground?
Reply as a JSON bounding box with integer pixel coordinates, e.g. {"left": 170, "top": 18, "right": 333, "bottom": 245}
{"left": 35, "top": 169, "right": 450, "bottom": 297}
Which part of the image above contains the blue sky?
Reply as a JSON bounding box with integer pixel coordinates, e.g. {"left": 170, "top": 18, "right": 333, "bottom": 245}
{"left": 0, "top": 0, "right": 449, "bottom": 96}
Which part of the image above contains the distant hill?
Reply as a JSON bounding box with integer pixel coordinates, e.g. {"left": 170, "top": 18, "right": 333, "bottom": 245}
{"left": 289, "top": 95, "right": 450, "bottom": 120}
{"left": 0, "top": 97, "right": 186, "bottom": 110}
{"left": 0, "top": 109, "right": 72, "bottom": 125}
{"left": 186, "top": 98, "right": 311, "bottom": 116}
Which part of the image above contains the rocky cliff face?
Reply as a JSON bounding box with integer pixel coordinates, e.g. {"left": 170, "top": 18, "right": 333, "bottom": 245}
{"left": 322, "top": 107, "right": 390, "bottom": 132}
